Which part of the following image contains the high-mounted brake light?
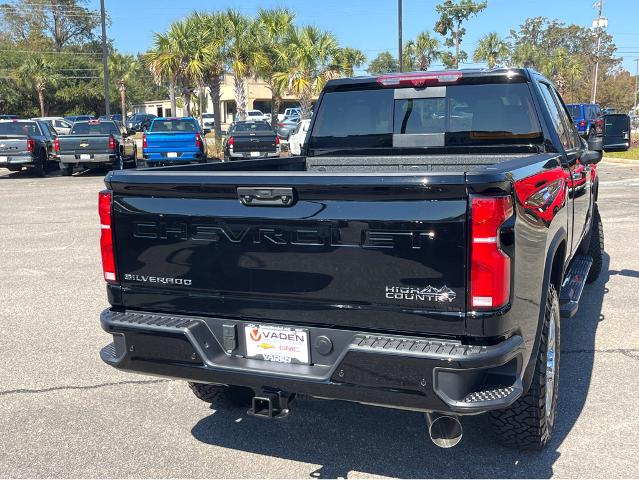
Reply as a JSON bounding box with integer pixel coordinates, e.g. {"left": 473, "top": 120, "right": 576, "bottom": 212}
{"left": 98, "top": 190, "right": 116, "bottom": 283}
{"left": 195, "top": 132, "right": 202, "bottom": 149}
{"left": 377, "top": 71, "right": 463, "bottom": 88}
{"left": 26, "top": 138, "right": 35, "bottom": 153}
{"left": 470, "top": 196, "right": 513, "bottom": 310}
{"left": 142, "top": 133, "right": 147, "bottom": 149}
{"left": 108, "top": 135, "right": 116, "bottom": 151}
{"left": 53, "top": 137, "right": 60, "bottom": 152}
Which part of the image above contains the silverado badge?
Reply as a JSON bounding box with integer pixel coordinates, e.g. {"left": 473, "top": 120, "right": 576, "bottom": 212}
{"left": 80, "top": 143, "right": 90, "bottom": 148}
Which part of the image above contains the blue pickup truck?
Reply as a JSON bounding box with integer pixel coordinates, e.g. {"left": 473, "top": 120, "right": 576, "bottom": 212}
{"left": 141, "top": 117, "right": 205, "bottom": 167}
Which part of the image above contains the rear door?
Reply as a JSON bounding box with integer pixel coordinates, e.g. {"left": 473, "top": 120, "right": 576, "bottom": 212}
{"left": 110, "top": 172, "right": 468, "bottom": 335}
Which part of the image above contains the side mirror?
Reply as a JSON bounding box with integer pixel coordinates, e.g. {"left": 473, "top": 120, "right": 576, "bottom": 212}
{"left": 588, "top": 135, "right": 603, "bottom": 152}
{"left": 582, "top": 149, "right": 602, "bottom": 165}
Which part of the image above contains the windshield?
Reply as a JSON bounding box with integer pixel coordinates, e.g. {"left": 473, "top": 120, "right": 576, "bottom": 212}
{"left": 232, "top": 122, "right": 272, "bottom": 133}
{"left": 0, "top": 121, "right": 40, "bottom": 136}
{"left": 70, "top": 121, "right": 120, "bottom": 135}
{"left": 129, "top": 115, "right": 149, "bottom": 121}
{"left": 309, "top": 83, "right": 543, "bottom": 152}
{"left": 202, "top": 114, "right": 215, "bottom": 119}
{"left": 567, "top": 105, "right": 582, "bottom": 120}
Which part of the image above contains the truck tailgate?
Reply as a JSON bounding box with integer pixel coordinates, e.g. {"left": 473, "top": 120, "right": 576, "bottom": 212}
{"left": 145, "top": 133, "right": 197, "bottom": 153}
{"left": 0, "top": 136, "right": 29, "bottom": 157}
{"left": 233, "top": 133, "right": 277, "bottom": 153}
{"left": 58, "top": 135, "right": 111, "bottom": 155}
{"left": 108, "top": 172, "right": 468, "bottom": 335}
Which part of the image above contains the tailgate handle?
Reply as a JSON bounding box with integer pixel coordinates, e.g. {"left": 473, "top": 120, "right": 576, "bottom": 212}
{"left": 237, "top": 187, "right": 295, "bottom": 207}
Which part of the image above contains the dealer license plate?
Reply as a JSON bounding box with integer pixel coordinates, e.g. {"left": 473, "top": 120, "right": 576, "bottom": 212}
{"left": 167, "top": 152, "right": 178, "bottom": 158}
{"left": 0, "top": 156, "right": 7, "bottom": 162}
{"left": 244, "top": 325, "right": 309, "bottom": 364}
{"left": 250, "top": 151, "right": 260, "bottom": 157}
{"left": 80, "top": 154, "right": 91, "bottom": 160}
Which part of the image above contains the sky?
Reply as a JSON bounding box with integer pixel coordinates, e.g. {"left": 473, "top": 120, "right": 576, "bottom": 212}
{"left": 88, "top": 0, "right": 639, "bottom": 74}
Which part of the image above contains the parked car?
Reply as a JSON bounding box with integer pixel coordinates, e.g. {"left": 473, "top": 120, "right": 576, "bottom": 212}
{"left": 223, "top": 120, "right": 280, "bottom": 161}
{"left": 0, "top": 119, "right": 57, "bottom": 175}
{"left": 0, "top": 114, "right": 18, "bottom": 120}
{"left": 56, "top": 119, "right": 135, "bottom": 176}
{"left": 202, "top": 113, "right": 215, "bottom": 131}
{"left": 567, "top": 103, "right": 603, "bottom": 138}
{"left": 99, "top": 114, "right": 124, "bottom": 124}
{"left": 98, "top": 68, "right": 605, "bottom": 450}
{"left": 246, "top": 109, "right": 270, "bottom": 122}
{"left": 602, "top": 113, "right": 631, "bottom": 151}
{"left": 64, "top": 115, "right": 95, "bottom": 123}
{"left": 141, "top": 117, "right": 205, "bottom": 167}
{"left": 126, "top": 113, "right": 156, "bottom": 133}
{"left": 276, "top": 116, "right": 300, "bottom": 141}
{"left": 278, "top": 107, "right": 301, "bottom": 121}
{"left": 33, "top": 117, "right": 73, "bottom": 135}
{"left": 288, "top": 118, "right": 311, "bottom": 156}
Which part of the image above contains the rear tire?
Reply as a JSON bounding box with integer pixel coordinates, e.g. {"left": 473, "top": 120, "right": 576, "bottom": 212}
{"left": 33, "top": 151, "right": 46, "bottom": 177}
{"left": 60, "top": 163, "right": 73, "bottom": 176}
{"left": 586, "top": 203, "right": 604, "bottom": 283}
{"left": 490, "top": 285, "right": 560, "bottom": 449}
{"left": 188, "top": 382, "right": 254, "bottom": 408}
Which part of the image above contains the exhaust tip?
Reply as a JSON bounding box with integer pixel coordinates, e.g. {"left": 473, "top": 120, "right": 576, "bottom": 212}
{"left": 426, "top": 414, "right": 463, "bottom": 448}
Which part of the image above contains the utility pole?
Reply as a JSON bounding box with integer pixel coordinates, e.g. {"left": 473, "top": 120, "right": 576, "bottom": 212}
{"left": 590, "top": 0, "right": 605, "bottom": 103}
{"left": 100, "top": 0, "right": 110, "bottom": 115}
{"left": 634, "top": 58, "right": 639, "bottom": 112}
{"left": 398, "top": 0, "right": 403, "bottom": 72}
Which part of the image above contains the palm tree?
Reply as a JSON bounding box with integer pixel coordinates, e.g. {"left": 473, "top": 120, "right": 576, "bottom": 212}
{"left": 145, "top": 31, "right": 180, "bottom": 116}
{"left": 274, "top": 26, "right": 339, "bottom": 119}
{"left": 15, "top": 56, "right": 58, "bottom": 116}
{"left": 473, "top": 32, "right": 510, "bottom": 69}
{"left": 256, "top": 8, "right": 295, "bottom": 128}
{"left": 404, "top": 32, "right": 440, "bottom": 71}
{"left": 333, "top": 47, "right": 366, "bottom": 77}
{"left": 225, "top": 10, "right": 267, "bottom": 121}
{"left": 109, "top": 53, "right": 136, "bottom": 121}
{"left": 190, "top": 12, "right": 228, "bottom": 140}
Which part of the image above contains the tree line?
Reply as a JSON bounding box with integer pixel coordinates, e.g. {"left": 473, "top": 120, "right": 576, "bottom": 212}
{"left": 369, "top": 7, "right": 636, "bottom": 112}
{"left": 1, "top": 0, "right": 636, "bottom": 127}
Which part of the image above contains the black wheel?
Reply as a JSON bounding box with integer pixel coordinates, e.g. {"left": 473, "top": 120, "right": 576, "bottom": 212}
{"left": 586, "top": 203, "right": 604, "bottom": 283}
{"left": 491, "top": 284, "right": 560, "bottom": 450}
{"left": 188, "top": 382, "right": 254, "bottom": 408}
{"left": 60, "top": 163, "right": 73, "bottom": 176}
{"left": 33, "top": 151, "right": 46, "bottom": 177}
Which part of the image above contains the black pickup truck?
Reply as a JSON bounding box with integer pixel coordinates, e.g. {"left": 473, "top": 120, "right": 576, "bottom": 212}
{"left": 223, "top": 120, "right": 281, "bottom": 161}
{"left": 98, "top": 69, "right": 604, "bottom": 450}
{"left": 56, "top": 119, "right": 135, "bottom": 175}
{"left": 0, "top": 119, "right": 57, "bottom": 176}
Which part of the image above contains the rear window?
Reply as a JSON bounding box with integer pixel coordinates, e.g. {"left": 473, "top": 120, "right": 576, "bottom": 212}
{"left": 232, "top": 122, "right": 272, "bottom": 133}
{"left": 605, "top": 115, "right": 629, "bottom": 133}
{"left": 247, "top": 111, "right": 262, "bottom": 117}
{"left": 70, "top": 121, "right": 120, "bottom": 135}
{"left": 0, "top": 121, "right": 40, "bottom": 136}
{"left": 151, "top": 119, "right": 197, "bottom": 132}
{"left": 309, "top": 83, "right": 543, "bottom": 152}
{"left": 567, "top": 105, "right": 582, "bottom": 120}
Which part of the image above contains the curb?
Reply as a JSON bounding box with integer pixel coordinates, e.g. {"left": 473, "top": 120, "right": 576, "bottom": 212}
{"left": 603, "top": 157, "right": 639, "bottom": 165}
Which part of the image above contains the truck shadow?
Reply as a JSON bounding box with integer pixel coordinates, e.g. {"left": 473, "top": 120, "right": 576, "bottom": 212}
{"left": 190, "top": 254, "right": 609, "bottom": 478}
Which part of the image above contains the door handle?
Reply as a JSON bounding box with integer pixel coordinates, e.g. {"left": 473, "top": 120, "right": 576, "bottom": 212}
{"left": 237, "top": 187, "right": 295, "bottom": 206}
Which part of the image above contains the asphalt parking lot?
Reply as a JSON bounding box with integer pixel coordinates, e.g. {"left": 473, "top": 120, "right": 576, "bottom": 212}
{"left": 0, "top": 161, "right": 638, "bottom": 478}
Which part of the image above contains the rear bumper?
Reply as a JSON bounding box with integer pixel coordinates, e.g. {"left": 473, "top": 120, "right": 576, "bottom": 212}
{"left": 144, "top": 152, "right": 203, "bottom": 161}
{"left": 58, "top": 153, "right": 116, "bottom": 164}
{"left": 0, "top": 154, "right": 34, "bottom": 165}
{"left": 100, "top": 308, "right": 525, "bottom": 415}
{"left": 228, "top": 151, "right": 280, "bottom": 160}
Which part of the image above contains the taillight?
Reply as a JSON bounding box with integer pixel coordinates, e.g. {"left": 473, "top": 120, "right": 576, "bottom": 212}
{"left": 377, "top": 71, "right": 463, "bottom": 88}
{"left": 275, "top": 135, "right": 280, "bottom": 146}
{"left": 579, "top": 120, "right": 586, "bottom": 127}
{"left": 98, "top": 190, "right": 116, "bottom": 283}
{"left": 27, "top": 138, "right": 35, "bottom": 153}
{"left": 195, "top": 132, "right": 202, "bottom": 148}
{"left": 53, "top": 137, "right": 60, "bottom": 152}
{"left": 228, "top": 136, "right": 234, "bottom": 147}
{"left": 108, "top": 135, "right": 116, "bottom": 151}
{"left": 277, "top": 123, "right": 285, "bottom": 128}
{"left": 470, "top": 196, "right": 513, "bottom": 310}
{"left": 142, "top": 133, "right": 147, "bottom": 149}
